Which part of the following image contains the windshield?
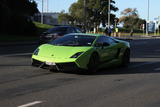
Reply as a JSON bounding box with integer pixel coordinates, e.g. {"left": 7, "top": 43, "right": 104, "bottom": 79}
{"left": 47, "top": 27, "right": 67, "bottom": 33}
{"left": 50, "top": 34, "right": 96, "bottom": 46}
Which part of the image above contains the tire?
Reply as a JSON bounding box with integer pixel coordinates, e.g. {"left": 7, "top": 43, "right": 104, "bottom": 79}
{"left": 87, "top": 53, "right": 99, "bottom": 73}
{"left": 121, "top": 49, "right": 130, "bottom": 66}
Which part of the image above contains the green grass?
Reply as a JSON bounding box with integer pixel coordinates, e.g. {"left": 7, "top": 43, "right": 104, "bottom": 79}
{"left": 33, "top": 21, "right": 53, "bottom": 34}
{"left": 0, "top": 22, "right": 53, "bottom": 43}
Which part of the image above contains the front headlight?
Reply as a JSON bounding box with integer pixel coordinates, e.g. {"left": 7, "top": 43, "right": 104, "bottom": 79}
{"left": 33, "top": 48, "right": 39, "bottom": 55}
{"left": 70, "top": 52, "right": 83, "bottom": 58}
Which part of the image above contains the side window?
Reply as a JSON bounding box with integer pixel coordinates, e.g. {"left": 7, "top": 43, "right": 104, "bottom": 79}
{"left": 95, "top": 36, "right": 110, "bottom": 46}
{"left": 96, "top": 36, "right": 111, "bottom": 44}
{"left": 95, "top": 36, "right": 117, "bottom": 47}
{"left": 67, "top": 28, "right": 75, "bottom": 33}
{"left": 107, "top": 38, "right": 116, "bottom": 44}
{"left": 96, "top": 36, "right": 105, "bottom": 44}
{"left": 75, "top": 28, "right": 82, "bottom": 33}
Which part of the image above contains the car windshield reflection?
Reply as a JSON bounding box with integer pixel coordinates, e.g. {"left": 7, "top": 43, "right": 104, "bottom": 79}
{"left": 49, "top": 34, "right": 96, "bottom": 46}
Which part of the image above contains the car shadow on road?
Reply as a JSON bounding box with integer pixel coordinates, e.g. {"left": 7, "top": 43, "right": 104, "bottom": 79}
{"left": 63, "top": 61, "right": 160, "bottom": 75}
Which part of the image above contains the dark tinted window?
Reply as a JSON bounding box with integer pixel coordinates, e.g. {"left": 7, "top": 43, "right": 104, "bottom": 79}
{"left": 47, "top": 27, "right": 68, "bottom": 33}
{"left": 74, "top": 28, "right": 82, "bottom": 33}
{"left": 67, "top": 27, "right": 75, "bottom": 33}
{"left": 107, "top": 38, "right": 116, "bottom": 44}
{"left": 96, "top": 36, "right": 116, "bottom": 45}
{"left": 50, "top": 34, "right": 96, "bottom": 46}
{"left": 96, "top": 36, "right": 108, "bottom": 44}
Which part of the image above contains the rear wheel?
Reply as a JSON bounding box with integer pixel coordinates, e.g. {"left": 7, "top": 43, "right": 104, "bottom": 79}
{"left": 87, "top": 53, "right": 99, "bottom": 73}
{"left": 121, "top": 49, "right": 130, "bottom": 66}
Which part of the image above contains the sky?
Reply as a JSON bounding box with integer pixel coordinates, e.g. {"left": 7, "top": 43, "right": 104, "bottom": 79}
{"left": 36, "top": 0, "right": 160, "bottom": 21}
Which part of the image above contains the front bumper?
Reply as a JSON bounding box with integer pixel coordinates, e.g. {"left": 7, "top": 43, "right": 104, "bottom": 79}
{"left": 32, "top": 58, "right": 80, "bottom": 71}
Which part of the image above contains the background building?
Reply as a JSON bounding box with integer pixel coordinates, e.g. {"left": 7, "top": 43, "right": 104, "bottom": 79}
{"left": 34, "top": 12, "right": 59, "bottom": 25}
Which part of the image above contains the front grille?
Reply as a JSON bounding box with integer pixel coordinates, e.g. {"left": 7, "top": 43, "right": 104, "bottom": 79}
{"left": 32, "top": 59, "right": 43, "bottom": 67}
{"left": 32, "top": 59, "right": 79, "bottom": 71}
{"left": 56, "top": 62, "right": 78, "bottom": 70}
{"left": 32, "top": 59, "right": 55, "bottom": 69}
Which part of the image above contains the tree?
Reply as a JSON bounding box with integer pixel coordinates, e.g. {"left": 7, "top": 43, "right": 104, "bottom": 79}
{"left": 68, "top": 0, "right": 118, "bottom": 31}
{"left": 119, "top": 8, "right": 145, "bottom": 34}
{"left": 58, "top": 11, "right": 74, "bottom": 25}
{"left": 0, "top": 0, "right": 38, "bottom": 34}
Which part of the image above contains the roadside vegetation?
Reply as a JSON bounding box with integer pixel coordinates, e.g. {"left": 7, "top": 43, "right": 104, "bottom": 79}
{"left": 0, "top": 22, "right": 53, "bottom": 42}
{"left": 58, "top": 0, "right": 118, "bottom": 32}
{"left": 0, "top": 0, "right": 39, "bottom": 35}
{"left": 0, "top": 0, "right": 159, "bottom": 43}
{"left": 33, "top": 22, "right": 53, "bottom": 35}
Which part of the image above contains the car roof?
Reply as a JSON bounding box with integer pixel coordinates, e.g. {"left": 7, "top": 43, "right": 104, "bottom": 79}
{"left": 68, "top": 33, "right": 102, "bottom": 37}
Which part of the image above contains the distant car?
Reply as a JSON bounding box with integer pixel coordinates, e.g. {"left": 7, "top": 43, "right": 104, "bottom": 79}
{"left": 39, "top": 26, "right": 83, "bottom": 44}
{"left": 32, "top": 33, "right": 130, "bottom": 72}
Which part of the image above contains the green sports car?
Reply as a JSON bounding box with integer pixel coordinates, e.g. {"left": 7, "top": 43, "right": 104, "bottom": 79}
{"left": 32, "top": 33, "right": 130, "bottom": 72}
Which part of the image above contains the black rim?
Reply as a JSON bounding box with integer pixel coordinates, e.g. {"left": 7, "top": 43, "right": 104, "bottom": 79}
{"left": 123, "top": 50, "right": 130, "bottom": 65}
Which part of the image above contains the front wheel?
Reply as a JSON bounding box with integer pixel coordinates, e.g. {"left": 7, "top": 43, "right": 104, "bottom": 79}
{"left": 121, "top": 49, "right": 130, "bottom": 66}
{"left": 87, "top": 53, "right": 99, "bottom": 73}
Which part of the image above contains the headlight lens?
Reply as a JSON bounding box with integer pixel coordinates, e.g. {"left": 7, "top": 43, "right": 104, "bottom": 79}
{"left": 33, "top": 48, "right": 39, "bottom": 55}
{"left": 70, "top": 52, "right": 83, "bottom": 58}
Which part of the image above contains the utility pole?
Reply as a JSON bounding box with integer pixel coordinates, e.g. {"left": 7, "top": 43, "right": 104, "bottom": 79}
{"left": 158, "top": 16, "right": 160, "bottom": 35}
{"left": 108, "top": 0, "right": 111, "bottom": 28}
{"left": 84, "top": 0, "right": 87, "bottom": 31}
{"left": 47, "top": 0, "right": 49, "bottom": 12}
{"left": 146, "top": 0, "right": 150, "bottom": 36}
{"left": 41, "top": 0, "right": 44, "bottom": 24}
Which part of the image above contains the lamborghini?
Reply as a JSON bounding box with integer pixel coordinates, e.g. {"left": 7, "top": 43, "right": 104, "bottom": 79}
{"left": 32, "top": 33, "right": 130, "bottom": 72}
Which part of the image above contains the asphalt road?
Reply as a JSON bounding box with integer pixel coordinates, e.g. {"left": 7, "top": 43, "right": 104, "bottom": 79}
{"left": 0, "top": 39, "right": 160, "bottom": 107}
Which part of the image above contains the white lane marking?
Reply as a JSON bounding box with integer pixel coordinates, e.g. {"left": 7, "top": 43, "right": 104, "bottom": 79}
{"left": 0, "top": 53, "right": 32, "bottom": 57}
{"left": 17, "top": 101, "right": 44, "bottom": 107}
{"left": 154, "top": 68, "right": 160, "bottom": 71}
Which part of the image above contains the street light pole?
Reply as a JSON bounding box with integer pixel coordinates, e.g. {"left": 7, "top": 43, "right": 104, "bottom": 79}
{"left": 47, "top": 0, "right": 49, "bottom": 12}
{"left": 146, "top": 0, "right": 150, "bottom": 35}
{"left": 41, "top": 0, "right": 44, "bottom": 24}
{"left": 84, "top": 0, "right": 87, "bottom": 31}
{"left": 108, "top": 0, "right": 111, "bottom": 28}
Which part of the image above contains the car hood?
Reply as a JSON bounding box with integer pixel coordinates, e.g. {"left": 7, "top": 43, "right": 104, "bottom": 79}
{"left": 37, "top": 44, "right": 91, "bottom": 58}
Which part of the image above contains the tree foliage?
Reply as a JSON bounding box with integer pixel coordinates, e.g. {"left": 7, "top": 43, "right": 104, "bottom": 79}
{"left": 59, "top": 0, "right": 118, "bottom": 31}
{"left": 0, "top": 0, "right": 38, "bottom": 34}
{"left": 119, "top": 8, "right": 145, "bottom": 31}
{"left": 58, "top": 11, "right": 74, "bottom": 25}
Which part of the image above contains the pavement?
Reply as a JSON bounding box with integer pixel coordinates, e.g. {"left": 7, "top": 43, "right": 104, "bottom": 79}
{"left": 115, "top": 35, "right": 160, "bottom": 40}
{"left": 0, "top": 39, "right": 160, "bottom": 107}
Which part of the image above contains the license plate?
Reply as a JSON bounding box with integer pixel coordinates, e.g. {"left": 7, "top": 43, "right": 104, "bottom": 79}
{"left": 45, "top": 62, "right": 55, "bottom": 65}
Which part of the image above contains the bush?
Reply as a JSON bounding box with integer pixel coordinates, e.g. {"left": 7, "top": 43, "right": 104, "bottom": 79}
{"left": 6, "top": 15, "right": 37, "bottom": 35}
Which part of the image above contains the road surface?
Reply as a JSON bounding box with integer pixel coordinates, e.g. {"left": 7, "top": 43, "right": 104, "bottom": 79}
{"left": 0, "top": 39, "right": 160, "bottom": 107}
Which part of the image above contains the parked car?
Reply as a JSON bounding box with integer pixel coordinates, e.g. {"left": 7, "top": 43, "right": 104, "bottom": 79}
{"left": 39, "top": 26, "right": 83, "bottom": 44}
{"left": 32, "top": 33, "right": 130, "bottom": 72}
